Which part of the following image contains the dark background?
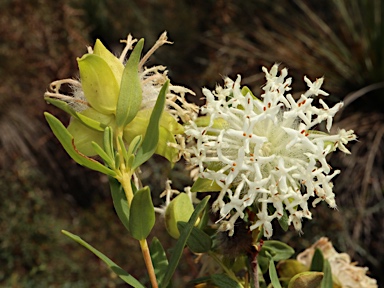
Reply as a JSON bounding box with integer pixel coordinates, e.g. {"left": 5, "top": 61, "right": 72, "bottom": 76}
{"left": 1, "top": 0, "right": 383, "bottom": 286}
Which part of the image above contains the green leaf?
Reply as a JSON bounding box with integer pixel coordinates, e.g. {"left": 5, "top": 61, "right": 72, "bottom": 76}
{"left": 75, "top": 108, "right": 109, "bottom": 131}
{"left": 129, "top": 187, "right": 155, "bottom": 240}
{"left": 211, "top": 274, "right": 243, "bottom": 288}
{"left": 258, "top": 254, "right": 270, "bottom": 274}
{"left": 127, "top": 135, "right": 143, "bottom": 156}
{"left": 91, "top": 141, "right": 115, "bottom": 169}
{"left": 320, "top": 260, "right": 332, "bottom": 288}
{"left": 78, "top": 54, "right": 119, "bottom": 115}
{"left": 310, "top": 248, "right": 324, "bottom": 272}
{"left": 161, "top": 196, "right": 210, "bottom": 288}
{"left": 109, "top": 177, "right": 130, "bottom": 232}
{"left": 164, "top": 193, "right": 194, "bottom": 239}
{"left": 288, "top": 272, "right": 323, "bottom": 288}
{"left": 177, "top": 222, "right": 212, "bottom": 253}
{"left": 117, "top": 135, "right": 130, "bottom": 167}
{"left": 45, "top": 97, "right": 78, "bottom": 117}
{"left": 45, "top": 98, "right": 108, "bottom": 131}
{"left": 132, "top": 81, "right": 168, "bottom": 169}
{"left": 196, "top": 202, "right": 210, "bottom": 230}
{"left": 79, "top": 107, "right": 114, "bottom": 127}
{"left": 261, "top": 240, "right": 295, "bottom": 262}
{"left": 269, "top": 258, "right": 282, "bottom": 288}
{"left": 191, "top": 177, "right": 222, "bottom": 192}
{"left": 115, "top": 39, "right": 144, "bottom": 127}
{"left": 62, "top": 230, "right": 144, "bottom": 288}
{"left": 103, "top": 126, "right": 115, "bottom": 160}
{"left": 150, "top": 237, "right": 168, "bottom": 286}
{"left": 45, "top": 112, "right": 116, "bottom": 177}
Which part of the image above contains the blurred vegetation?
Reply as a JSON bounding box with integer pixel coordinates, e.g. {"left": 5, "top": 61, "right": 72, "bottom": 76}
{"left": 0, "top": 0, "right": 383, "bottom": 287}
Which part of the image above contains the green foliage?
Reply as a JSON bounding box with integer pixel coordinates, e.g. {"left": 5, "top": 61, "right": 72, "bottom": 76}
{"left": 109, "top": 177, "right": 130, "bottom": 232}
{"left": 320, "top": 260, "right": 332, "bottom": 288}
{"left": 129, "top": 187, "right": 155, "bottom": 240}
{"left": 211, "top": 274, "right": 243, "bottom": 288}
{"left": 62, "top": 230, "right": 145, "bottom": 287}
{"left": 177, "top": 222, "right": 212, "bottom": 253}
{"left": 310, "top": 249, "right": 324, "bottom": 272}
{"left": 91, "top": 141, "right": 115, "bottom": 169}
{"left": 269, "top": 258, "right": 282, "bottom": 288}
{"left": 262, "top": 240, "right": 295, "bottom": 262}
{"left": 44, "top": 113, "right": 116, "bottom": 177}
{"left": 161, "top": 196, "right": 210, "bottom": 288}
{"left": 258, "top": 240, "right": 295, "bottom": 274}
{"left": 132, "top": 80, "right": 169, "bottom": 169}
{"left": 103, "top": 127, "right": 115, "bottom": 164}
{"left": 150, "top": 237, "right": 169, "bottom": 285}
{"left": 116, "top": 39, "right": 144, "bottom": 127}
{"left": 44, "top": 98, "right": 106, "bottom": 131}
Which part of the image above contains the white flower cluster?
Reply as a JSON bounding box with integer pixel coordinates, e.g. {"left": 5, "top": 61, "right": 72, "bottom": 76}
{"left": 185, "top": 64, "right": 356, "bottom": 238}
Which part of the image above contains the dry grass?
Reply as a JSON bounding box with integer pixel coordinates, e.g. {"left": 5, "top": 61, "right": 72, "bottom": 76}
{"left": 333, "top": 111, "right": 384, "bottom": 267}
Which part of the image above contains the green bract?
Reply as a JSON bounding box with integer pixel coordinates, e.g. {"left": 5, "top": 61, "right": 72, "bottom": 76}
{"left": 78, "top": 53, "right": 120, "bottom": 115}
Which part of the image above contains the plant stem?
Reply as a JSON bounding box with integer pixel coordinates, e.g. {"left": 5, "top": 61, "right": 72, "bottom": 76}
{"left": 119, "top": 170, "right": 134, "bottom": 206}
{"left": 140, "top": 239, "right": 158, "bottom": 288}
{"left": 115, "top": 128, "right": 134, "bottom": 206}
{"left": 249, "top": 239, "right": 263, "bottom": 288}
{"left": 251, "top": 252, "right": 259, "bottom": 288}
{"left": 115, "top": 130, "right": 157, "bottom": 287}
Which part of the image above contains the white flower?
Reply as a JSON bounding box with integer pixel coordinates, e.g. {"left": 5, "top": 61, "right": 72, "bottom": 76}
{"left": 185, "top": 64, "right": 356, "bottom": 237}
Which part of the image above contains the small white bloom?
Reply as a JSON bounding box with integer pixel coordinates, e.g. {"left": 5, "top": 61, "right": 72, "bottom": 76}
{"left": 185, "top": 64, "right": 356, "bottom": 238}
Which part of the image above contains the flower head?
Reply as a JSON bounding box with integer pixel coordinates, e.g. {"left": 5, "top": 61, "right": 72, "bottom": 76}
{"left": 45, "top": 32, "right": 197, "bottom": 163}
{"left": 185, "top": 64, "right": 356, "bottom": 237}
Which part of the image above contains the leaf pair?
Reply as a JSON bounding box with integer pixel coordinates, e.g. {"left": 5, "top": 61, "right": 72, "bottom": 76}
{"left": 44, "top": 113, "right": 116, "bottom": 176}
